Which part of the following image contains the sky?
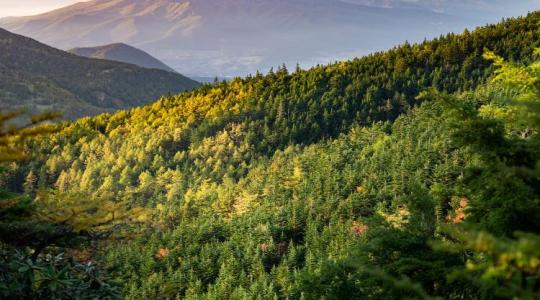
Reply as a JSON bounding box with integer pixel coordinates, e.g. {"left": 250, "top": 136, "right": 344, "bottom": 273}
{"left": 1, "top": 0, "right": 540, "bottom": 18}
{"left": 0, "top": 0, "right": 87, "bottom": 17}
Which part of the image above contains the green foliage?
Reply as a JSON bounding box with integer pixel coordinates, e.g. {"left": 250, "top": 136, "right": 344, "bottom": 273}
{"left": 0, "top": 111, "right": 121, "bottom": 299}
{"left": 0, "top": 250, "right": 119, "bottom": 299}
{"left": 433, "top": 49, "right": 540, "bottom": 299}
{"left": 2, "top": 12, "right": 540, "bottom": 300}
{"left": 434, "top": 230, "right": 540, "bottom": 299}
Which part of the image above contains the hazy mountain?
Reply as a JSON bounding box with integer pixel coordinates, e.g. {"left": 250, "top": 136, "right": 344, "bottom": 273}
{"left": 343, "top": 0, "right": 539, "bottom": 16}
{"left": 190, "top": 76, "right": 233, "bottom": 84}
{"left": 0, "top": 0, "right": 480, "bottom": 77}
{"left": 68, "top": 43, "right": 176, "bottom": 73}
{"left": 0, "top": 28, "right": 199, "bottom": 119}
{"left": 2, "top": 0, "right": 537, "bottom": 77}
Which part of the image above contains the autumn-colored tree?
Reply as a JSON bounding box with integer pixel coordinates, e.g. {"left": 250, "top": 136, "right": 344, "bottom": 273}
{"left": 0, "top": 111, "right": 142, "bottom": 299}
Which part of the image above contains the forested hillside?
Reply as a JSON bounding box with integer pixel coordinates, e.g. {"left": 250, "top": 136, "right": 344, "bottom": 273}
{"left": 1, "top": 12, "right": 540, "bottom": 299}
{"left": 0, "top": 28, "right": 199, "bottom": 120}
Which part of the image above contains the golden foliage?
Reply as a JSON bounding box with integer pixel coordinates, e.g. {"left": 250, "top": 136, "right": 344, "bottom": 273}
{"left": 35, "top": 190, "right": 152, "bottom": 233}
{"left": 0, "top": 111, "right": 60, "bottom": 162}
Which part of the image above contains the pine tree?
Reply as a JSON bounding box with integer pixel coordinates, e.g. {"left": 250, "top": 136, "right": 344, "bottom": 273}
{"left": 23, "top": 170, "right": 37, "bottom": 195}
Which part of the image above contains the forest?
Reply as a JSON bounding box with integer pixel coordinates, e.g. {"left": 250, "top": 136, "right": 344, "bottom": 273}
{"left": 1, "top": 12, "right": 540, "bottom": 299}
{"left": 0, "top": 28, "right": 199, "bottom": 120}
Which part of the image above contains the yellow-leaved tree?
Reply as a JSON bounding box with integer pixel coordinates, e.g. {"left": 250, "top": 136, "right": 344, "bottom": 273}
{"left": 0, "top": 110, "right": 149, "bottom": 299}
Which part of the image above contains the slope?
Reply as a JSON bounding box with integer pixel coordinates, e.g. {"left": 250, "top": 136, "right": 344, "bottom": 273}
{"left": 0, "top": 0, "right": 473, "bottom": 76}
{"left": 2, "top": 12, "right": 540, "bottom": 299}
{"left": 68, "top": 43, "right": 177, "bottom": 73}
{"left": 0, "top": 28, "right": 199, "bottom": 119}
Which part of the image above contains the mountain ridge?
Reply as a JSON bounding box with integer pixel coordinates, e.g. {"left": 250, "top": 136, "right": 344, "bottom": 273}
{"left": 0, "top": 27, "right": 199, "bottom": 119}
{"left": 0, "top": 0, "right": 473, "bottom": 76}
{"left": 68, "top": 42, "right": 177, "bottom": 73}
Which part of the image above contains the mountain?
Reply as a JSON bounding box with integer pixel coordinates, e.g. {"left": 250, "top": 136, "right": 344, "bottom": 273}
{"left": 68, "top": 43, "right": 176, "bottom": 73}
{"left": 2, "top": 11, "right": 540, "bottom": 300}
{"left": 343, "top": 0, "right": 539, "bottom": 17}
{"left": 0, "top": 0, "right": 478, "bottom": 77}
{"left": 190, "top": 76, "right": 232, "bottom": 83}
{"left": 0, "top": 28, "right": 199, "bottom": 119}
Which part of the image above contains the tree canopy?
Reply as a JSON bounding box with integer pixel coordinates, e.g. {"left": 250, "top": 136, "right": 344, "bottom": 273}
{"left": 2, "top": 12, "right": 540, "bottom": 300}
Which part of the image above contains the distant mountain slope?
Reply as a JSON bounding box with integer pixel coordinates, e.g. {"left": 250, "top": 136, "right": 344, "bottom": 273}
{"left": 0, "top": 28, "right": 199, "bottom": 119}
{"left": 0, "top": 0, "right": 476, "bottom": 77}
{"left": 68, "top": 43, "right": 176, "bottom": 73}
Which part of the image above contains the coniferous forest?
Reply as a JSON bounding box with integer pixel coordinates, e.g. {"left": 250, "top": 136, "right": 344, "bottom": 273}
{"left": 1, "top": 12, "right": 540, "bottom": 299}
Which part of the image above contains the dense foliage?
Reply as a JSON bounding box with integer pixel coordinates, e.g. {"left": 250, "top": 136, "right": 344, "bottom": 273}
{"left": 2, "top": 12, "right": 540, "bottom": 299}
{"left": 0, "top": 112, "right": 125, "bottom": 298}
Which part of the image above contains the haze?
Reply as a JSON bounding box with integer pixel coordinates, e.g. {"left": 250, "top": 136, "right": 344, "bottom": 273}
{"left": 0, "top": 0, "right": 88, "bottom": 17}
{"left": 1, "top": 0, "right": 540, "bottom": 77}
{"left": 1, "top": 0, "right": 539, "bottom": 18}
